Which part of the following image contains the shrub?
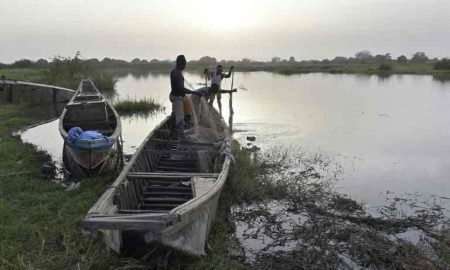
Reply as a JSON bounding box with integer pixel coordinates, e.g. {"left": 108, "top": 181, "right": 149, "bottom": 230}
{"left": 48, "top": 52, "right": 117, "bottom": 91}
{"left": 11, "top": 59, "right": 34, "bottom": 68}
{"left": 378, "top": 64, "right": 392, "bottom": 71}
{"left": 434, "top": 58, "right": 450, "bottom": 70}
{"left": 396, "top": 55, "right": 408, "bottom": 64}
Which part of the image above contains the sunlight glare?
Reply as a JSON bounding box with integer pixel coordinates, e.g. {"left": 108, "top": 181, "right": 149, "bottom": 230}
{"left": 193, "top": 0, "right": 254, "bottom": 30}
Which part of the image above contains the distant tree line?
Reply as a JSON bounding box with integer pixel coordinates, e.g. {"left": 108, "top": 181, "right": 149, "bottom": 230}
{"left": 1, "top": 51, "right": 450, "bottom": 71}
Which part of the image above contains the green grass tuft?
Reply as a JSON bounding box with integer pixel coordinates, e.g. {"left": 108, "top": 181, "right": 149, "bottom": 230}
{"left": 113, "top": 98, "right": 163, "bottom": 115}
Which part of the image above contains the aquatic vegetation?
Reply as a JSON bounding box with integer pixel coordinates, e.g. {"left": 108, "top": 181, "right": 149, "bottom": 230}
{"left": 225, "top": 144, "right": 450, "bottom": 269}
{"left": 113, "top": 97, "right": 164, "bottom": 116}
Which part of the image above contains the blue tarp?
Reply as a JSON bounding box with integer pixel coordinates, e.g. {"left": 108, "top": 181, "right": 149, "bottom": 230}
{"left": 68, "top": 127, "right": 107, "bottom": 144}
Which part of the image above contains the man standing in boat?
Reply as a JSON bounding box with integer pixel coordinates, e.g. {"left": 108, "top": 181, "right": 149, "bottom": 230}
{"left": 170, "top": 55, "right": 202, "bottom": 140}
{"left": 208, "top": 65, "right": 234, "bottom": 115}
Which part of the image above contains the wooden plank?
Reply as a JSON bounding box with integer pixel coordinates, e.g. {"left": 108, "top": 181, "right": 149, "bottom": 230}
{"left": 154, "top": 166, "right": 198, "bottom": 172}
{"left": 127, "top": 172, "right": 219, "bottom": 178}
{"left": 158, "top": 157, "right": 195, "bottom": 163}
{"left": 118, "top": 185, "right": 128, "bottom": 209}
{"left": 82, "top": 218, "right": 167, "bottom": 230}
{"left": 144, "top": 191, "right": 192, "bottom": 197}
{"left": 63, "top": 120, "right": 116, "bottom": 126}
{"left": 144, "top": 150, "right": 200, "bottom": 156}
{"left": 119, "top": 209, "right": 169, "bottom": 214}
{"left": 130, "top": 180, "right": 142, "bottom": 208}
{"left": 140, "top": 180, "right": 185, "bottom": 185}
{"left": 146, "top": 186, "right": 191, "bottom": 192}
{"left": 145, "top": 151, "right": 155, "bottom": 171}
{"left": 86, "top": 213, "right": 169, "bottom": 220}
{"left": 132, "top": 177, "right": 188, "bottom": 182}
{"left": 144, "top": 197, "right": 189, "bottom": 203}
{"left": 142, "top": 203, "right": 180, "bottom": 209}
{"left": 68, "top": 100, "right": 107, "bottom": 106}
{"left": 139, "top": 181, "right": 188, "bottom": 186}
{"left": 124, "top": 184, "right": 134, "bottom": 210}
{"left": 149, "top": 138, "right": 217, "bottom": 146}
{"left": 157, "top": 161, "right": 197, "bottom": 166}
{"left": 125, "top": 181, "right": 137, "bottom": 209}
{"left": 0, "top": 79, "right": 75, "bottom": 92}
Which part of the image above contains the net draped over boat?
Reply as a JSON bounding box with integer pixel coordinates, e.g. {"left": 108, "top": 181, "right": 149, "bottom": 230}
{"left": 185, "top": 96, "right": 228, "bottom": 143}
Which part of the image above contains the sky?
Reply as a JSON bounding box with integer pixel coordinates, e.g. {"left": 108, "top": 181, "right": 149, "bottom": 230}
{"left": 1, "top": 0, "right": 449, "bottom": 63}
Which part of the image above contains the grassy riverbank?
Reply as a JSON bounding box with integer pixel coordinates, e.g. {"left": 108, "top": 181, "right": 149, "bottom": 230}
{"left": 108, "top": 63, "right": 450, "bottom": 78}
{"left": 191, "top": 62, "right": 449, "bottom": 77}
{"left": 0, "top": 58, "right": 116, "bottom": 92}
{"left": 0, "top": 68, "right": 49, "bottom": 82}
{"left": 0, "top": 105, "right": 123, "bottom": 269}
{"left": 3, "top": 63, "right": 450, "bottom": 84}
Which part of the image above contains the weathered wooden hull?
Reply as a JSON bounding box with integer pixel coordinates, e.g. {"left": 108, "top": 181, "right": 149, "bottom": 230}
{"left": 62, "top": 140, "right": 122, "bottom": 177}
{"left": 0, "top": 79, "right": 75, "bottom": 105}
{"left": 59, "top": 80, "right": 122, "bottom": 177}
{"left": 155, "top": 172, "right": 228, "bottom": 254}
{"left": 82, "top": 113, "right": 231, "bottom": 255}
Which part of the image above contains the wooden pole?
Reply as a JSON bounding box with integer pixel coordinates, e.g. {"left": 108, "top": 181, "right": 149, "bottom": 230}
{"left": 228, "top": 69, "right": 234, "bottom": 132}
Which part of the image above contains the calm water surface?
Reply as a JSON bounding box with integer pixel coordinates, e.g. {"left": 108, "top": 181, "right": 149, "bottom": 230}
{"left": 21, "top": 71, "right": 450, "bottom": 209}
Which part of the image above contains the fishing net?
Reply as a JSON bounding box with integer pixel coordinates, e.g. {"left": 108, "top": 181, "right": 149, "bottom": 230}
{"left": 185, "top": 95, "right": 228, "bottom": 143}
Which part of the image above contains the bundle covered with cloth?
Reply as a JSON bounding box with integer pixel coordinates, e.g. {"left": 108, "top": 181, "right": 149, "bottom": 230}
{"left": 67, "top": 127, "right": 107, "bottom": 144}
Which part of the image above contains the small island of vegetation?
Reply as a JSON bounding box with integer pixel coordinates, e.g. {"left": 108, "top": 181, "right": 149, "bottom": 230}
{"left": 113, "top": 97, "right": 163, "bottom": 116}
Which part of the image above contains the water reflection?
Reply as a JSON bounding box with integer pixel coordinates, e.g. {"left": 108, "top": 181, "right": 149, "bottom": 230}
{"left": 376, "top": 73, "right": 392, "bottom": 81}
{"left": 110, "top": 68, "right": 171, "bottom": 80}
{"left": 432, "top": 74, "right": 450, "bottom": 84}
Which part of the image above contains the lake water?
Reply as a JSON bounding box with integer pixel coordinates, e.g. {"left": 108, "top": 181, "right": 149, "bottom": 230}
{"left": 21, "top": 71, "right": 450, "bottom": 210}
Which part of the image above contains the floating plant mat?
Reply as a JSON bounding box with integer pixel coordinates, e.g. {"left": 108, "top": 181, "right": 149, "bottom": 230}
{"left": 228, "top": 146, "right": 450, "bottom": 269}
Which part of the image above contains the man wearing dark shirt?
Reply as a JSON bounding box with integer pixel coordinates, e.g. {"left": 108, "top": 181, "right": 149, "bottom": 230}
{"left": 170, "top": 55, "right": 202, "bottom": 140}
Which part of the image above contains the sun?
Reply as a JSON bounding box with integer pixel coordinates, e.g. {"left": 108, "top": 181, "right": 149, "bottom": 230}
{"left": 194, "top": 0, "right": 253, "bottom": 30}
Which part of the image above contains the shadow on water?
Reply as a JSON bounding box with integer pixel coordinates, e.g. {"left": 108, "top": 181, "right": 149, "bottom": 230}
{"left": 226, "top": 145, "right": 450, "bottom": 269}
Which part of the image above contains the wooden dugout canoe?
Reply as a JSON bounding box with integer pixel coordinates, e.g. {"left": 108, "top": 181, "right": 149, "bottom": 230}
{"left": 81, "top": 112, "right": 232, "bottom": 256}
{"left": 59, "top": 80, "right": 122, "bottom": 177}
